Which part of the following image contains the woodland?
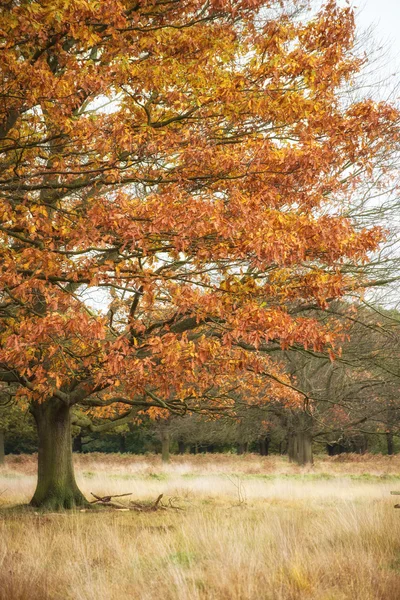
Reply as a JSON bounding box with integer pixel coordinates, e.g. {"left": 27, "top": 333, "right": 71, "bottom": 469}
{"left": 0, "top": 0, "right": 400, "bottom": 540}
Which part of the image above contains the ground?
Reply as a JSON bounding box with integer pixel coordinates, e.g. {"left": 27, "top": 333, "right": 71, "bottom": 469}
{"left": 1, "top": 453, "right": 400, "bottom": 600}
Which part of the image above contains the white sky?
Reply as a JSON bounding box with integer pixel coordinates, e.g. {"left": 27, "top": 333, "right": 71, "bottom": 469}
{"left": 352, "top": 1, "right": 400, "bottom": 307}
{"left": 354, "top": 0, "right": 400, "bottom": 58}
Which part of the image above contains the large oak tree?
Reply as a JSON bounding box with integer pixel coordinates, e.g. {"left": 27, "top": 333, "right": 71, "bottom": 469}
{"left": 0, "top": 0, "right": 398, "bottom": 508}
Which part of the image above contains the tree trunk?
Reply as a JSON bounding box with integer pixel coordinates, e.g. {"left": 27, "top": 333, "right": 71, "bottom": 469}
{"left": 161, "top": 429, "right": 170, "bottom": 463}
{"left": 386, "top": 408, "right": 396, "bottom": 455}
{"left": 30, "top": 400, "right": 87, "bottom": 510}
{"left": 288, "top": 433, "right": 297, "bottom": 462}
{"left": 327, "top": 443, "right": 334, "bottom": 456}
{"left": 296, "top": 430, "right": 313, "bottom": 465}
{"left": 119, "top": 434, "right": 126, "bottom": 454}
{"left": 387, "top": 431, "right": 394, "bottom": 456}
{"left": 177, "top": 439, "right": 185, "bottom": 454}
{"left": 288, "top": 430, "right": 313, "bottom": 465}
{"left": 0, "top": 429, "right": 4, "bottom": 465}
{"left": 73, "top": 432, "right": 82, "bottom": 453}
{"left": 264, "top": 435, "right": 270, "bottom": 456}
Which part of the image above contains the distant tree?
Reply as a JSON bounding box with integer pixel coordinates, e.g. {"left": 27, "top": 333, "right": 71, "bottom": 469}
{"left": 275, "top": 302, "right": 400, "bottom": 463}
{"left": 0, "top": 385, "right": 36, "bottom": 461}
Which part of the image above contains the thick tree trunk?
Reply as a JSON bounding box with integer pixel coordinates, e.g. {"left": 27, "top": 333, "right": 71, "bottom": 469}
{"left": 30, "top": 400, "right": 87, "bottom": 510}
{"left": 177, "top": 439, "right": 185, "bottom": 455}
{"left": 387, "top": 431, "right": 394, "bottom": 456}
{"left": 296, "top": 430, "right": 313, "bottom": 465}
{"left": 288, "top": 430, "right": 313, "bottom": 465}
{"left": 0, "top": 429, "right": 4, "bottom": 465}
{"left": 161, "top": 429, "right": 170, "bottom": 463}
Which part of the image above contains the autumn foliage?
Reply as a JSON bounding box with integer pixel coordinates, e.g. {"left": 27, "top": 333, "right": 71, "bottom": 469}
{"left": 0, "top": 1, "right": 398, "bottom": 506}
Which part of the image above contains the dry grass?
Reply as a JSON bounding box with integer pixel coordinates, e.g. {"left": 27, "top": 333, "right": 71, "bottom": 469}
{"left": 1, "top": 453, "right": 400, "bottom": 599}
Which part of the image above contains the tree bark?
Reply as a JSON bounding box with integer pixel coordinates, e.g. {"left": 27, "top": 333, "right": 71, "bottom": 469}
{"left": 259, "top": 438, "right": 266, "bottom": 456}
{"left": 260, "top": 436, "right": 270, "bottom": 456}
{"left": 177, "top": 439, "right": 185, "bottom": 454}
{"left": 387, "top": 431, "right": 394, "bottom": 456}
{"left": 0, "top": 429, "right": 4, "bottom": 465}
{"left": 264, "top": 435, "right": 270, "bottom": 456}
{"left": 30, "top": 400, "right": 87, "bottom": 510}
{"left": 296, "top": 430, "right": 313, "bottom": 465}
{"left": 161, "top": 429, "right": 170, "bottom": 463}
{"left": 237, "top": 443, "right": 245, "bottom": 455}
{"left": 73, "top": 432, "right": 82, "bottom": 453}
{"left": 288, "top": 430, "right": 313, "bottom": 465}
{"left": 288, "top": 432, "right": 297, "bottom": 462}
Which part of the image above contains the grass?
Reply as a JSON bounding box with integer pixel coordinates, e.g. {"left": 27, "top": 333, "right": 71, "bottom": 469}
{"left": 1, "top": 453, "right": 400, "bottom": 599}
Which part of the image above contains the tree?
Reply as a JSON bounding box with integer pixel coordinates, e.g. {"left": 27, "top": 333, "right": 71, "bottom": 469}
{"left": 0, "top": 384, "right": 37, "bottom": 462}
{"left": 0, "top": 0, "right": 399, "bottom": 508}
{"left": 275, "top": 302, "right": 400, "bottom": 463}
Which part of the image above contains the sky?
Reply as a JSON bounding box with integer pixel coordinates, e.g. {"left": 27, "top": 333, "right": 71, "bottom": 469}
{"left": 353, "top": 0, "right": 400, "bottom": 59}
{"left": 352, "top": 1, "right": 400, "bottom": 307}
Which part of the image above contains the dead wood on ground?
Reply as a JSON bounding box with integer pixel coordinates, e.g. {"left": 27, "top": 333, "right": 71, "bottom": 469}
{"left": 89, "top": 492, "right": 183, "bottom": 512}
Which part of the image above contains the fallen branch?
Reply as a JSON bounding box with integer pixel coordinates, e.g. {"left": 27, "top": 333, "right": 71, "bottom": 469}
{"left": 90, "top": 492, "right": 132, "bottom": 504}
{"left": 89, "top": 492, "right": 183, "bottom": 512}
{"left": 129, "top": 494, "right": 165, "bottom": 512}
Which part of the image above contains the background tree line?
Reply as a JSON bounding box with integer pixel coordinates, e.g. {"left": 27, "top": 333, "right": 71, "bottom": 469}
{"left": 2, "top": 300, "right": 399, "bottom": 464}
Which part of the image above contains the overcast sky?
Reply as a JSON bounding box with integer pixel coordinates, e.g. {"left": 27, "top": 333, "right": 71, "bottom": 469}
{"left": 352, "top": 1, "right": 400, "bottom": 308}
{"left": 354, "top": 0, "right": 400, "bottom": 58}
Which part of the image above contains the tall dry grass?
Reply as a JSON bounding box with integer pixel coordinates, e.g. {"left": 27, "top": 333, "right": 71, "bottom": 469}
{"left": 1, "top": 454, "right": 400, "bottom": 599}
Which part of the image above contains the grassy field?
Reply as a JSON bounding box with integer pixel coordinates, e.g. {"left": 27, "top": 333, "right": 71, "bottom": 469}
{"left": 1, "top": 453, "right": 400, "bottom": 600}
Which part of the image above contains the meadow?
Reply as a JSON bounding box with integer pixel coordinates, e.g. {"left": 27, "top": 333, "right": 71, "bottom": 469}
{"left": 1, "top": 453, "right": 400, "bottom": 600}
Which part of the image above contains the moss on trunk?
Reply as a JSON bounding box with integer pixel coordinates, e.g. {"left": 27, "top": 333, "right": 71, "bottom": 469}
{"left": 30, "top": 400, "right": 87, "bottom": 510}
